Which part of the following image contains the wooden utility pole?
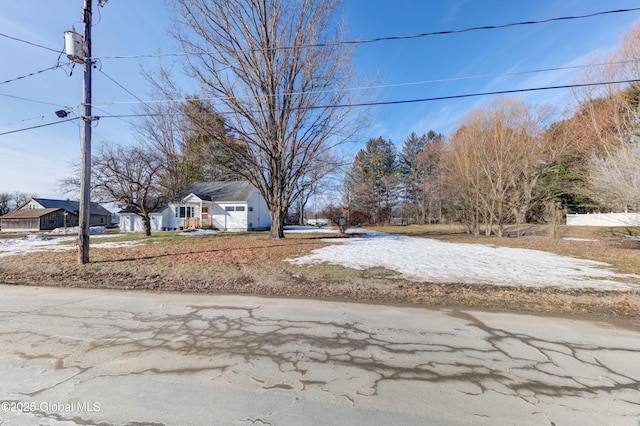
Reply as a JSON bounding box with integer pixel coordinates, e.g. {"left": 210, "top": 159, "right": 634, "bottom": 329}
{"left": 78, "top": 0, "right": 92, "bottom": 264}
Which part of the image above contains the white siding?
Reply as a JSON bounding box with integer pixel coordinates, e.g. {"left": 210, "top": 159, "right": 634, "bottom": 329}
{"left": 118, "top": 208, "right": 171, "bottom": 233}
{"left": 246, "top": 191, "right": 270, "bottom": 231}
{"left": 214, "top": 203, "right": 248, "bottom": 231}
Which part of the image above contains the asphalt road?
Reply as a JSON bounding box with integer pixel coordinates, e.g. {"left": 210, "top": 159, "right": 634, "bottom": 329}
{"left": 0, "top": 284, "right": 638, "bottom": 425}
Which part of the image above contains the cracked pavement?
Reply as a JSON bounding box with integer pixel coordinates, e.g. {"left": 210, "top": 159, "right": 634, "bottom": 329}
{"left": 0, "top": 285, "right": 639, "bottom": 425}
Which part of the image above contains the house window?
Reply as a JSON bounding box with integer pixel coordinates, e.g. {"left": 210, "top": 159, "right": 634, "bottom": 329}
{"left": 225, "top": 206, "right": 235, "bottom": 212}
{"left": 100, "top": 217, "right": 105, "bottom": 224}
{"left": 175, "top": 206, "right": 194, "bottom": 218}
{"left": 236, "top": 206, "right": 245, "bottom": 212}
{"left": 248, "top": 207, "right": 253, "bottom": 212}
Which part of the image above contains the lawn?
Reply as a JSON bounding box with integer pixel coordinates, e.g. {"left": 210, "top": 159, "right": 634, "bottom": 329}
{"left": 0, "top": 225, "right": 638, "bottom": 319}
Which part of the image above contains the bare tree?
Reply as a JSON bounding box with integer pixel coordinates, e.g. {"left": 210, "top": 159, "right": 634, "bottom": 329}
{"left": 13, "top": 191, "right": 36, "bottom": 209}
{"left": 574, "top": 21, "right": 640, "bottom": 211}
{"left": 137, "top": 65, "right": 199, "bottom": 199}
{"left": 0, "top": 192, "right": 12, "bottom": 215}
{"left": 588, "top": 144, "right": 640, "bottom": 211}
{"left": 291, "top": 150, "right": 338, "bottom": 225}
{"left": 445, "top": 124, "right": 486, "bottom": 235}
{"left": 445, "top": 98, "right": 552, "bottom": 237}
{"left": 171, "top": 0, "right": 366, "bottom": 238}
{"left": 92, "top": 144, "right": 167, "bottom": 236}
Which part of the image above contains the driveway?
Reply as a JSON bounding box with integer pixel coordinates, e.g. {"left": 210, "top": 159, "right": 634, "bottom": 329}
{"left": 0, "top": 284, "right": 638, "bottom": 425}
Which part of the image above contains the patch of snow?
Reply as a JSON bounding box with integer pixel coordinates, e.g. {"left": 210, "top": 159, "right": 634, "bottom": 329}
{"left": 49, "top": 226, "right": 108, "bottom": 235}
{"left": 0, "top": 232, "right": 140, "bottom": 258}
{"left": 284, "top": 225, "right": 338, "bottom": 234}
{"left": 287, "top": 231, "right": 640, "bottom": 291}
{"left": 181, "top": 229, "right": 220, "bottom": 236}
{"left": 0, "top": 235, "right": 76, "bottom": 258}
{"left": 561, "top": 237, "right": 600, "bottom": 242}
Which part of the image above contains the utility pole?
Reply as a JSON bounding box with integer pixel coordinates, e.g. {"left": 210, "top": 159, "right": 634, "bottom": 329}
{"left": 78, "top": 0, "right": 93, "bottom": 264}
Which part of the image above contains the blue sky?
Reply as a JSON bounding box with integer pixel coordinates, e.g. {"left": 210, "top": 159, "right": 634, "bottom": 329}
{"left": 1, "top": 1, "right": 640, "bottom": 199}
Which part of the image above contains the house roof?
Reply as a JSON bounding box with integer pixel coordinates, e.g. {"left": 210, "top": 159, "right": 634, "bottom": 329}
{"left": 117, "top": 206, "right": 169, "bottom": 215}
{"left": 0, "top": 208, "right": 61, "bottom": 219}
{"left": 31, "top": 198, "right": 112, "bottom": 216}
{"left": 185, "top": 181, "right": 257, "bottom": 202}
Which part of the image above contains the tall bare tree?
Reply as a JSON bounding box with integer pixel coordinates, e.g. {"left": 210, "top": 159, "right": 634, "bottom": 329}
{"left": 573, "top": 21, "right": 640, "bottom": 211}
{"left": 445, "top": 124, "right": 487, "bottom": 235}
{"left": 92, "top": 144, "right": 167, "bottom": 236}
{"left": 171, "top": 0, "right": 365, "bottom": 238}
{"left": 445, "top": 98, "right": 552, "bottom": 237}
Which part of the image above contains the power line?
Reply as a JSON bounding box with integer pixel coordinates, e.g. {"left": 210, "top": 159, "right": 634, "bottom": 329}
{"left": 0, "top": 56, "right": 629, "bottom": 126}
{"left": 0, "top": 92, "right": 69, "bottom": 108}
{"left": 336, "top": 7, "right": 640, "bottom": 46}
{"left": 92, "top": 106, "right": 137, "bottom": 128}
{"left": 309, "top": 79, "right": 640, "bottom": 110}
{"left": 0, "top": 113, "right": 66, "bottom": 128}
{"left": 2, "top": 57, "right": 635, "bottom": 128}
{"left": 0, "top": 117, "right": 78, "bottom": 136}
{"left": 89, "top": 58, "right": 638, "bottom": 109}
{"left": 0, "top": 32, "right": 60, "bottom": 53}
{"left": 95, "top": 7, "right": 640, "bottom": 59}
{"left": 0, "top": 65, "right": 61, "bottom": 86}
{"left": 2, "top": 7, "right": 636, "bottom": 62}
{"left": 95, "top": 64, "right": 145, "bottom": 102}
{"left": 3, "top": 79, "right": 637, "bottom": 136}
{"left": 93, "top": 79, "right": 640, "bottom": 118}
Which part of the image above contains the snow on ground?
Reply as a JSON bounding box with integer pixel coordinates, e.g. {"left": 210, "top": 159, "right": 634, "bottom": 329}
{"left": 0, "top": 228, "right": 140, "bottom": 259}
{"left": 49, "top": 226, "right": 109, "bottom": 235}
{"left": 0, "top": 235, "right": 76, "bottom": 258}
{"left": 3, "top": 227, "right": 639, "bottom": 291}
{"left": 181, "top": 229, "right": 220, "bottom": 236}
{"left": 284, "top": 225, "right": 338, "bottom": 234}
{"left": 288, "top": 231, "right": 640, "bottom": 291}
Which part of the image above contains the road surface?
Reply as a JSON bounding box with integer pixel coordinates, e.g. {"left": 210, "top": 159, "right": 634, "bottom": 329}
{"left": 0, "top": 284, "right": 638, "bottom": 425}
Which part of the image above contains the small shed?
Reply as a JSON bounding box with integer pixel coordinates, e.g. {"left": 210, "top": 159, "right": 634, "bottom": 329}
{"left": 118, "top": 206, "right": 173, "bottom": 233}
{"left": 0, "top": 208, "right": 70, "bottom": 232}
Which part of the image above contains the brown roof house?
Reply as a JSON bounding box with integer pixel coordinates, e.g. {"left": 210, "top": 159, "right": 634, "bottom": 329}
{"left": 0, "top": 198, "right": 112, "bottom": 232}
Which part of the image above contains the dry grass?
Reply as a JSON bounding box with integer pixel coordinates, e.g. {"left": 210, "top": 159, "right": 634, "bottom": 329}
{"left": 0, "top": 226, "right": 638, "bottom": 320}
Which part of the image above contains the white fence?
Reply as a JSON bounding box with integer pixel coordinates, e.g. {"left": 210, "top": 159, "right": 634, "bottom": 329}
{"left": 566, "top": 212, "right": 640, "bottom": 227}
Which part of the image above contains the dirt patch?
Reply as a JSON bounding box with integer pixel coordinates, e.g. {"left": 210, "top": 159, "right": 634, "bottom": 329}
{"left": 0, "top": 229, "right": 638, "bottom": 320}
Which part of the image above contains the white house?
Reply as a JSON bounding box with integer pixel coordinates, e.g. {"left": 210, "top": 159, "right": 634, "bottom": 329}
{"left": 118, "top": 181, "right": 271, "bottom": 233}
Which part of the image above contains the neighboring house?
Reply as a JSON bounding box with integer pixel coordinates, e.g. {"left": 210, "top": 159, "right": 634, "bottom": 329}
{"left": 0, "top": 198, "right": 112, "bottom": 232}
{"left": 118, "top": 181, "right": 271, "bottom": 233}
